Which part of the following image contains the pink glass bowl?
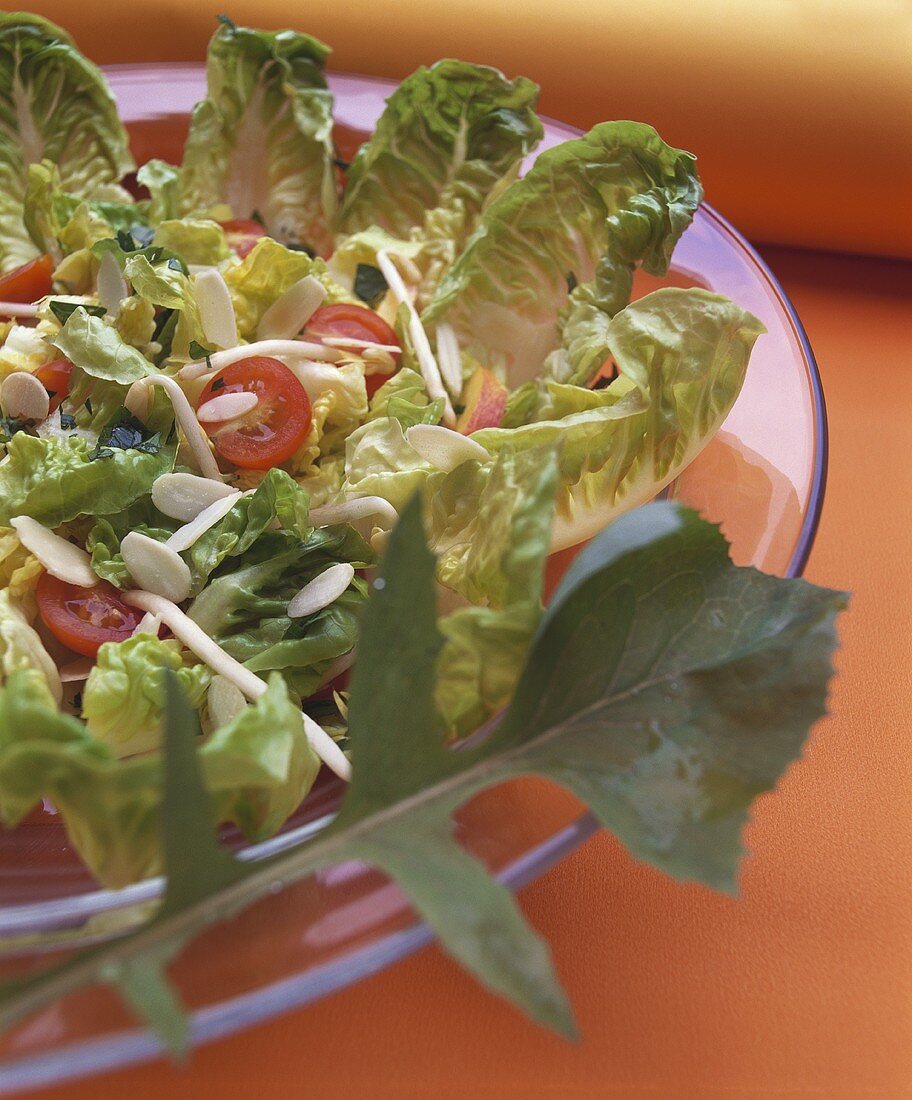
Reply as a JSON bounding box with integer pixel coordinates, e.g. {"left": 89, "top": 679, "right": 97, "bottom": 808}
{"left": 0, "top": 65, "right": 826, "bottom": 1093}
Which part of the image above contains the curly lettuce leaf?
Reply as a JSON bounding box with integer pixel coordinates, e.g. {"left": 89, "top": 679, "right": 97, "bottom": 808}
{"left": 0, "top": 13, "right": 133, "bottom": 272}
{"left": 0, "top": 432, "right": 175, "bottom": 527}
{"left": 0, "top": 668, "right": 319, "bottom": 887}
{"left": 342, "top": 417, "right": 438, "bottom": 512}
{"left": 366, "top": 367, "right": 444, "bottom": 428}
{"left": 83, "top": 635, "right": 210, "bottom": 758}
{"left": 337, "top": 60, "right": 542, "bottom": 240}
{"left": 422, "top": 121, "right": 702, "bottom": 386}
{"left": 137, "top": 160, "right": 180, "bottom": 225}
{"left": 180, "top": 21, "right": 337, "bottom": 256}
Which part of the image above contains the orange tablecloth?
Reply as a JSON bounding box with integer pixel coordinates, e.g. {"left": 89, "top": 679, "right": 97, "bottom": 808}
{"left": 12, "top": 2, "right": 912, "bottom": 1094}
{"left": 24, "top": 245, "right": 910, "bottom": 1098}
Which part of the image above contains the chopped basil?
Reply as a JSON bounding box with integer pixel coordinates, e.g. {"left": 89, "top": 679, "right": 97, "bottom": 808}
{"left": 249, "top": 209, "right": 266, "bottom": 228}
{"left": 49, "top": 301, "right": 106, "bottom": 326}
{"left": 152, "top": 308, "right": 179, "bottom": 364}
{"left": 90, "top": 408, "right": 161, "bottom": 461}
{"left": 59, "top": 412, "right": 77, "bottom": 430}
{"left": 565, "top": 271, "right": 577, "bottom": 293}
{"left": 188, "top": 340, "right": 215, "bottom": 362}
{"left": 0, "top": 416, "right": 29, "bottom": 443}
{"left": 216, "top": 14, "right": 238, "bottom": 33}
{"left": 354, "top": 263, "right": 388, "bottom": 309}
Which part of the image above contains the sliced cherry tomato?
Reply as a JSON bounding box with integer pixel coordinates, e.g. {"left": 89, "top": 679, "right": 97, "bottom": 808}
{"left": 197, "top": 356, "right": 312, "bottom": 470}
{"left": 0, "top": 254, "right": 53, "bottom": 304}
{"left": 305, "top": 303, "right": 401, "bottom": 397}
{"left": 34, "top": 358, "right": 73, "bottom": 413}
{"left": 219, "top": 218, "right": 267, "bottom": 259}
{"left": 37, "top": 573, "right": 142, "bottom": 658}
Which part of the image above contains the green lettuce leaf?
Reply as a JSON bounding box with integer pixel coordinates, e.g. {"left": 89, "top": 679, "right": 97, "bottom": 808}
{"left": 52, "top": 305, "right": 157, "bottom": 384}
{"left": 223, "top": 236, "right": 348, "bottom": 339}
{"left": 187, "top": 526, "right": 372, "bottom": 698}
{"left": 0, "top": 432, "right": 175, "bottom": 527}
{"left": 0, "top": 590, "right": 61, "bottom": 703}
{"left": 366, "top": 367, "right": 444, "bottom": 428}
{"left": 186, "top": 467, "right": 311, "bottom": 592}
{"left": 151, "top": 219, "right": 230, "bottom": 266}
{"left": 422, "top": 121, "right": 702, "bottom": 386}
{"left": 180, "top": 21, "right": 337, "bottom": 256}
{"left": 87, "top": 498, "right": 176, "bottom": 588}
{"left": 337, "top": 60, "right": 542, "bottom": 240}
{"left": 137, "top": 160, "right": 180, "bottom": 224}
{"left": 474, "top": 288, "right": 764, "bottom": 550}
{"left": 83, "top": 636, "right": 210, "bottom": 758}
{"left": 342, "top": 417, "right": 438, "bottom": 511}
{"left": 0, "top": 668, "right": 319, "bottom": 887}
{"left": 0, "top": 13, "right": 133, "bottom": 272}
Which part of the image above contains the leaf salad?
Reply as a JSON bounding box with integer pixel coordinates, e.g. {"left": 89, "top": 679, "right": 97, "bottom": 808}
{"left": 0, "top": 13, "right": 844, "bottom": 1047}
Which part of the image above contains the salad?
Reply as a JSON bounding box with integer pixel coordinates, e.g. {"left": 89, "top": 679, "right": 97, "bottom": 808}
{"left": 0, "top": 13, "right": 764, "bottom": 889}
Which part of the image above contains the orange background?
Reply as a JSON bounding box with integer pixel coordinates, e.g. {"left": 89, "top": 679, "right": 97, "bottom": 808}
{"left": 16, "top": 2, "right": 912, "bottom": 1095}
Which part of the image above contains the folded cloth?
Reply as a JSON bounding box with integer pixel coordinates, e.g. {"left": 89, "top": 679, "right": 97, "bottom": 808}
{"left": 25, "top": 0, "right": 912, "bottom": 258}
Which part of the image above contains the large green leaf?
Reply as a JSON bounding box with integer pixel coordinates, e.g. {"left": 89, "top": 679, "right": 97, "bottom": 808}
{"left": 180, "top": 21, "right": 337, "bottom": 257}
{"left": 0, "top": 13, "right": 133, "bottom": 272}
{"left": 0, "top": 501, "right": 845, "bottom": 1048}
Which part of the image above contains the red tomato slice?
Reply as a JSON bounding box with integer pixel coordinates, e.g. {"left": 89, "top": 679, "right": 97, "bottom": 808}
{"left": 305, "top": 304, "right": 401, "bottom": 398}
{"left": 219, "top": 218, "right": 267, "bottom": 259}
{"left": 34, "top": 358, "right": 73, "bottom": 413}
{"left": 37, "top": 573, "right": 142, "bottom": 658}
{"left": 0, "top": 254, "right": 53, "bottom": 304}
{"left": 197, "top": 356, "right": 312, "bottom": 470}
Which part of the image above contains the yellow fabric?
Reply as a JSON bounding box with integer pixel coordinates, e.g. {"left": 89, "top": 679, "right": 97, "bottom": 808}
{"left": 24, "top": 0, "right": 912, "bottom": 259}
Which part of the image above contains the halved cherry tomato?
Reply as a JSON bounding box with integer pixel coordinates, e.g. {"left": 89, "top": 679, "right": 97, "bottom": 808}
{"left": 219, "top": 218, "right": 267, "bottom": 259}
{"left": 305, "top": 303, "right": 401, "bottom": 398}
{"left": 34, "top": 358, "right": 73, "bottom": 413}
{"left": 36, "top": 573, "right": 142, "bottom": 658}
{"left": 197, "top": 356, "right": 312, "bottom": 470}
{"left": 0, "top": 253, "right": 53, "bottom": 304}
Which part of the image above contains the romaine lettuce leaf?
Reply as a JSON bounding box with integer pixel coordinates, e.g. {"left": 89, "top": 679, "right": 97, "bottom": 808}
{"left": 473, "top": 288, "right": 764, "bottom": 550}
{"left": 0, "top": 668, "right": 320, "bottom": 886}
{"left": 366, "top": 367, "right": 444, "bottom": 428}
{"left": 422, "top": 121, "right": 702, "bottom": 386}
{"left": 0, "top": 13, "right": 133, "bottom": 272}
{"left": 180, "top": 22, "right": 337, "bottom": 257}
{"left": 337, "top": 60, "right": 542, "bottom": 240}
{"left": 137, "top": 160, "right": 180, "bottom": 224}
{"left": 0, "top": 432, "right": 175, "bottom": 527}
{"left": 342, "top": 417, "right": 438, "bottom": 512}
{"left": 83, "top": 635, "right": 211, "bottom": 758}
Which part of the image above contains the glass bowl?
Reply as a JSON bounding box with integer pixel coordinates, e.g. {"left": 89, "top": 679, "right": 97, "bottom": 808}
{"left": 0, "top": 65, "right": 826, "bottom": 1093}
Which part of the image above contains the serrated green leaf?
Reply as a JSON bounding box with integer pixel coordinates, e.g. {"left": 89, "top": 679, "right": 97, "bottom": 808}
{"left": 0, "top": 502, "right": 845, "bottom": 1053}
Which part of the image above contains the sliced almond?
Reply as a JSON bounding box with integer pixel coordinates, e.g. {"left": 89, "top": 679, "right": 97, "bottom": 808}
{"left": 179, "top": 339, "right": 341, "bottom": 381}
{"left": 256, "top": 275, "right": 326, "bottom": 340}
{"left": 96, "top": 250, "right": 128, "bottom": 315}
{"left": 207, "top": 673, "right": 248, "bottom": 728}
{"left": 287, "top": 563, "right": 355, "bottom": 619}
{"left": 196, "top": 391, "right": 258, "bottom": 423}
{"left": 434, "top": 322, "right": 464, "bottom": 400}
{"left": 1, "top": 372, "right": 50, "bottom": 422}
{"left": 405, "top": 424, "right": 489, "bottom": 471}
{"left": 10, "top": 515, "right": 96, "bottom": 587}
{"left": 123, "top": 589, "right": 352, "bottom": 780}
{"left": 309, "top": 497, "right": 399, "bottom": 530}
{"left": 151, "top": 472, "right": 239, "bottom": 522}
{"left": 124, "top": 378, "right": 152, "bottom": 421}
{"left": 193, "top": 268, "right": 238, "bottom": 349}
{"left": 166, "top": 490, "right": 243, "bottom": 552}
{"left": 121, "top": 532, "right": 192, "bottom": 603}
{"left": 131, "top": 611, "right": 162, "bottom": 637}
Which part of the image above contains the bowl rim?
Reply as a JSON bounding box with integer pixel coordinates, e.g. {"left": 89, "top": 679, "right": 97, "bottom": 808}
{"left": 0, "top": 65, "right": 828, "bottom": 1092}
